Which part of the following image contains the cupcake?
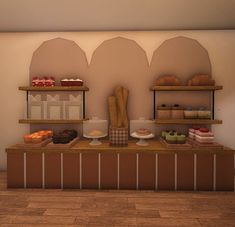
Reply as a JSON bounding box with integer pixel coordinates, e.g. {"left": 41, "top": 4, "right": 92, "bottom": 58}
{"left": 161, "top": 130, "right": 170, "bottom": 139}
{"left": 24, "top": 134, "right": 32, "bottom": 143}
{"left": 165, "top": 132, "right": 177, "bottom": 144}
{"left": 176, "top": 133, "right": 186, "bottom": 144}
{"left": 31, "top": 135, "right": 43, "bottom": 143}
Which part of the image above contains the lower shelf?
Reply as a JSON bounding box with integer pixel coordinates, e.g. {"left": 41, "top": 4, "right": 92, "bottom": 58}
{"left": 154, "top": 119, "right": 223, "bottom": 125}
{"left": 19, "top": 119, "right": 88, "bottom": 124}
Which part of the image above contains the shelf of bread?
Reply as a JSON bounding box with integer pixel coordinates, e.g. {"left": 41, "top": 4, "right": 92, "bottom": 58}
{"left": 150, "top": 85, "right": 223, "bottom": 91}
{"left": 154, "top": 119, "right": 222, "bottom": 125}
{"left": 19, "top": 119, "right": 88, "bottom": 124}
{"left": 19, "top": 86, "right": 89, "bottom": 91}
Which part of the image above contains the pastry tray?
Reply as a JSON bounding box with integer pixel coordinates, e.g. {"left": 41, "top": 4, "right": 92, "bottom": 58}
{"left": 15, "top": 138, "right": 52, "bottom": 148}
{"left": 46, "top": 137, "right": 79, "bottom": 149}
{"left": 187, "top": 138, "right": 224, "bottom": 149}
{"left": 159, "top": 137, "right": 192, "bottom": 149}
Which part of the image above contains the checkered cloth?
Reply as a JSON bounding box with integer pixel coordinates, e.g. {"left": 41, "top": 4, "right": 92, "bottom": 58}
{"left": 109, "top": 127, "right": 128, "bottom": 146}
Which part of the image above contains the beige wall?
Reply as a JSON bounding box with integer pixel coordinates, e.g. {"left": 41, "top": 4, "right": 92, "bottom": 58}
{"left": 0, "top": 30, "right": 235, "bottom": 170}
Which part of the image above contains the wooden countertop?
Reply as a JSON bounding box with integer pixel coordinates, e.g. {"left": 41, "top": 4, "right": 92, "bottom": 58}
{"left": 5, "top": 139, "right": 235, "bottom": 154}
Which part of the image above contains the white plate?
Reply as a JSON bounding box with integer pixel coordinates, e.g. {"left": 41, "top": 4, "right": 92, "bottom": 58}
{"left": 131, "top": 132, "right": 155, "bottom": 139}
{"left": 83, "top": 134, "right": 107, "bottom": 139}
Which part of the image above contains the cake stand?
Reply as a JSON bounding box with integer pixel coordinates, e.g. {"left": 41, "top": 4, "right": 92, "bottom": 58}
{"left": 83, "top": 134, "right": 107, "bottom": 146}
{"left": 131, "top": 132, "right": 155, "bottom": 146}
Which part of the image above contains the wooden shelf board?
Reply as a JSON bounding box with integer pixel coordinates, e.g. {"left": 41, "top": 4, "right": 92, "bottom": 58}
{"left": 151, "top": 86, "right": 223, "bottom": 91}
{"left": 6, "top": 139, "right": 234, "bottom": 154}
{"left": 154, "top": 119, "right": 222, "bottom": 125}
{"left": 19, "top": 86, "right": 89, "bottom": 91}
{"left": 19, "top": 119, "right": 88, "bottom": 124}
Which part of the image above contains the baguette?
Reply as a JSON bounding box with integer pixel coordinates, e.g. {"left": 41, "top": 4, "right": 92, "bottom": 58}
{"left": 108, "top": 96, "right": 118, "bottom": 128}
{"left": 122, "top": 88, "right": 129, "bottom": 128}
{"left": 115, "top": 86, "right": 124, "bottom": 127}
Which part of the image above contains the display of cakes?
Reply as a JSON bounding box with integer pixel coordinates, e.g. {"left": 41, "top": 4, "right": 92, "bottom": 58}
{"left": 189, "top": 127, "right": 214, "bottom": 144}
{"left": 161, "top": 130, "right": 187, "bottom": 144}
{"left": 23, "top": 130, "right": 53, "bottom": 144}
{"left": 32, "top": 76, "right": 55, "bottom": 87}
{"left": 60, "top": 78, "right": 83, "bottom": 86}
{"left": 52, "top": 129, "right": 78, "bottom": 144}
{"left": 135, "top": 128, "right": 152, "bottom": 136}
{"left": 87, "top": 129, "right": 105, "bottom": 137}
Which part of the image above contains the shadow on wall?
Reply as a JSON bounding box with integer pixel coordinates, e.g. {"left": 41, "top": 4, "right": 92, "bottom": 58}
{"left": 29, "top": 36, "right": 212, "bottom": 120}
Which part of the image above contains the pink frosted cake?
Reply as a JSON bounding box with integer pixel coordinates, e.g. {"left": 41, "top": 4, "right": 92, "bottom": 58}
{"left": 32, "top": 76, "right": 55, "bottom": 87}
{"left": 195, "top": 135, "right": 214, "bottom": 143}
{"left": 188, "top": 126, "right": 200, "bottom": 139}
{"left": 194, "top": 128, "right": 214, "bottom": 144}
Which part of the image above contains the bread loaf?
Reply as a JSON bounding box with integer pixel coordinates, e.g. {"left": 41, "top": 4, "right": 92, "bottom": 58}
{"left": 115, "top": 86, "right": 124, "bottom": 127}
{"left": 122, "top": 88, "right": 129, "bottom": 128}
{"left": 108, "top": 86, "right": 129, "bottom": 128}
{"left": 188, "top": 75, "right": 215, "bottom": 86}
{"left": 156, "top": 75, "right": 181, "bottom": 86}
{"left": 108, "top": 96, "right": 118, "bottom": 128}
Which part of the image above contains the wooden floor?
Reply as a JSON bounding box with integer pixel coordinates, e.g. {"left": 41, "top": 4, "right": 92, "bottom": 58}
{"left": 0, "top": 172, "right": 235, "bottom": 226}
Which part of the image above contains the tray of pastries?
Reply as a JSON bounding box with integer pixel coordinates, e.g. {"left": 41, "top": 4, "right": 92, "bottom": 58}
{"left": 16, "top": 130, "right": 53, "bottom": 148}
{"left": 46, "top": 129, "right": 79, "bottom": 148}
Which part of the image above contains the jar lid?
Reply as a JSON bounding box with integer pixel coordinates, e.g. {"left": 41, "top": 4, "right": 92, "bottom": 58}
{"left": 157, "top": 104, "right": 171, "bottom": 110}
{"left": 172, "top": 104, "right": 184, "bottom": 110}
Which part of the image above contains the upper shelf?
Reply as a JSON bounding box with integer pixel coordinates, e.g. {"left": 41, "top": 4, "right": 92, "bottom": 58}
{"left": 19, "top": 119, "right": 88, "bottom": 124}
{"left": 19, "top": 86, "right": 89, "bottom": 91}
{"left": 150, "top": 85, "right": 223, "bottom": 91}
{"left": 154, "top": 119, "right": 222, "bottom": 125}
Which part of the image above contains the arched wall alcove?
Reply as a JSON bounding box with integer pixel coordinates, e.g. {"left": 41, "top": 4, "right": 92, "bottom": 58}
{"left": 30, "top": 37, "right": 88, "bottom": 83}
{"left": 29, "top": 37, "right": 89, "bottom": 132}
{"left": 150, "top": 36, "right": 213, "bottom": 133}
{"left": 87, "top": 37, "right": 150, "bottom": 119}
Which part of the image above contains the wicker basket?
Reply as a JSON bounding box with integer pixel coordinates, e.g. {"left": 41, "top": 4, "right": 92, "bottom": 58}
{"left": 109, "top": 127, "right": 128, "bottom": 146}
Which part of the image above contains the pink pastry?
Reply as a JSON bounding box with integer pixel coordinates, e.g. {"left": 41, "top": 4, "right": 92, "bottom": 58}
{"left": 195, "top": 135, "right": 214, "bottom": 143}
{"left": 189, "top": 132, "right": 195, "bottom": 139}
{"left": 195, "top": 130, "right": 214, "bottom": 137}
{"left": 37, "top": 78, "right": 44, "bottom": 87}
{"left": 32, "top": 76, "right": 39, "bottom": 86}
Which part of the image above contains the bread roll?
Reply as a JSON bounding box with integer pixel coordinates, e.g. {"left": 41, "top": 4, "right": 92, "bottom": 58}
{"left": 156, "top": 75, "right": 181, "bottom": 86}
{"left": 188, "top": 75, "right": 215, "bottom": 86}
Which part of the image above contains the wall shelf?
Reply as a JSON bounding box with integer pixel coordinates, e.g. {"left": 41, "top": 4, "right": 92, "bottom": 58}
{"left": 19, "top": 119, "right": 88, "bottom": 124}
{"left": 151, "top": 85, "right": 223, "bottom": 91}
{"left": 19, "top": 85, "right": 89, "bottom": 120}
{"left": 154, "top": 119, "right": 222, "bottom": 125}
{"left": 19, "top": 86, "right": 89, "bottom": 91}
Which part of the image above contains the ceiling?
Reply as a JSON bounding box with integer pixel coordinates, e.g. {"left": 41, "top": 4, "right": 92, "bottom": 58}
{"left": 0, "top": 0, "right": 235, "bottom": 32}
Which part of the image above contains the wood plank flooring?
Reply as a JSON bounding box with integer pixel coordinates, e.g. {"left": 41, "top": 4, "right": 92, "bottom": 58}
{"left": 0, "top": 171, "right": 235, "bottom": 226}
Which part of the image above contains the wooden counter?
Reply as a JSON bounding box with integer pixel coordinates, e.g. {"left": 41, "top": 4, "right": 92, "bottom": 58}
{"left": 6, "top": 139, "right": 235, "bottom": 191}
{"left": 6, "top": 139, "right": 235, "bottom": 154}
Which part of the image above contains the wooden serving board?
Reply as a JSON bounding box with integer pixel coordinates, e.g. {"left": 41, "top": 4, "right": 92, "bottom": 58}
{"left": 15, "top": 138, "right": 52, "bottom": 148}
{"left": 46, "top": 137, "right": 79, "bottom": 149}
{"left": 159, "top": 137, "right": 192, "bottom": 149}
{"left": 187, "top": 138, "right": 224, "bottom": 149}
